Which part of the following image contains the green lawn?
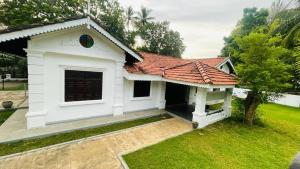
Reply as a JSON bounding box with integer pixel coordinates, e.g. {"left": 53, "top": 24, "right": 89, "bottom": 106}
{"left": 0, "top": 81, "right": 27, "bottom": 91}
{"left": 0, "top": 109, "right": 15, "bottom": 125}
{"left": 0, "top": 114, "right": 172, "bottom": 157}
{"left": 123, "top": 103, "right": 300, "bottom": 169}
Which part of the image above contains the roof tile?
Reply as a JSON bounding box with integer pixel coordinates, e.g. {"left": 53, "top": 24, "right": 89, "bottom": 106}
{"left": 125, "top": 52, "right": 237, "bottom": 85}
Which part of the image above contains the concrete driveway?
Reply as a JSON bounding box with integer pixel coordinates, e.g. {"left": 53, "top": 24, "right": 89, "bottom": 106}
{"left": 0, "top": 117, "right": 192, "bottom": 169}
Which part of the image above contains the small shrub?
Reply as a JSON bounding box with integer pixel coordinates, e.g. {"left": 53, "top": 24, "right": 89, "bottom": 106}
{"left": 192, "top": 121, "right": 199, "bottom": 129}
{"left": 2, "top": 101, "right": 13, "bottom": 109}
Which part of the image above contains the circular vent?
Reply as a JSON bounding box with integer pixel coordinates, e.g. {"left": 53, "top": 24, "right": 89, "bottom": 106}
{"left": 79, "top": 34, "right": 94, "bottom": 48}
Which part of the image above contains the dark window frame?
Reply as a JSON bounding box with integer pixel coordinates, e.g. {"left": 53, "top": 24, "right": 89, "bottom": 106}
{"left": 64, "top": 70, "right": 103, "bottom": 102}
{"left": 133, "top": 81, "right": 151, "bottom": 98}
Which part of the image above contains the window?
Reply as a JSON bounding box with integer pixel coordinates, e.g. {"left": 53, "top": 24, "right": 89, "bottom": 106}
{"left": 133, "top": 81, "right": 151, "bottom": 97}
{"left": 65, "top": 70, "right": 103, "bottom": 102}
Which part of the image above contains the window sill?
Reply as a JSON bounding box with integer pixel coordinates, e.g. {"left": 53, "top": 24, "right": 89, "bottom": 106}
{"left": 60, "top": 100, "right": 105, "bottom": 107}
{"left": 131, "top": 97, "right": 152, "bottom": 101}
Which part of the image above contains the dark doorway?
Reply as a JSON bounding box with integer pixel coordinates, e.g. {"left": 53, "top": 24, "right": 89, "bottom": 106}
{"left": 165, "top": 82, "right": 189, "bottom": 106}
{"left": 165, "top": 82, "right": 194, "bottom": 121}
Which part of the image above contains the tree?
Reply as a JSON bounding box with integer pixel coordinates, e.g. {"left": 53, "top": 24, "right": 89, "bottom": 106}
{"left": 124, "top": 6, "right": 135, "bottom": 31}
{"left": 0, "top": 0, "right": 84, "bottom": 27}
{"left": 235, "top": 32, "right": 291, "bottom": 125}
{"left": 0, "top": 0, "right": 132, "bottom": 46}
{"left": 239, "top": 8, "right": 269, "bottom": 36}
{"left": 271, "top": 8, "right": 300, "bottom": 48}
{"left": 221, "top": 8, "right": 269, "bottom": 63}
{"left": 134, "top": 7, "right": 154, "bottom": 27}
{"left": 91, "top": 0, "right": 130, "bottom": 45}
{"left": 138, "top": 21, "right": 185, "bottom": 57}
{"left": 0, "top": 53, "right": 27, "bottom": 78}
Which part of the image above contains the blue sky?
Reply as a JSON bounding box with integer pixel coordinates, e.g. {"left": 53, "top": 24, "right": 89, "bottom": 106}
{"left": 119, "top": 0, "right": 281, "bottom": 58}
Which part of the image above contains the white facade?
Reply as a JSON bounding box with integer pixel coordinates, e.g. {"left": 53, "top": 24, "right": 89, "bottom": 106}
{"left": 26, "top": 26, "right": 127, "bottom": 128}
{"left": 25, "top": 26, "right": 169, "bottom": 129}
{"left": 11, "top": 20, "right": 235, "bottom": 129}
{"left": 124, "top": 80, "right": 166, "bottom": 112}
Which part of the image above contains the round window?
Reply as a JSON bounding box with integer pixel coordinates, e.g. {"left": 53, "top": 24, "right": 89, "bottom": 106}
{"left": 79, "top": 34, "right": 94, "bottom": 48}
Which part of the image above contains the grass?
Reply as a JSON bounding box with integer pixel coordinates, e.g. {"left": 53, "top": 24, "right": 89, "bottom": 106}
{"left": 0, "top": 114, "right": 172, "bottom": 157}
{"left": 0, "top": 109, "right": 15, "bottom": 125}
{"left": 0, "top": 82, "right": 27, "bottom": 91}
{"left": 123, "top": 103, "right": 300, "bottom": 169}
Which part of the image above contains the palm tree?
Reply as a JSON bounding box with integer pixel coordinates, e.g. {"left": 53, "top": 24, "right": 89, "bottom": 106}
{"left": 134, "top": 7, "right": 154, "bottom": 27}
{"left": 271, "top": 0, "right": 300, "bottom": 48}
{"left": 124, "top": 6, "right": 135, "bottom": 31}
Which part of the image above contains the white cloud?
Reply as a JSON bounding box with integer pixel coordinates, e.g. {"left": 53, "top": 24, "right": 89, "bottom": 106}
{"left": 119, "top": 0, "right": 280, "bottom": 58}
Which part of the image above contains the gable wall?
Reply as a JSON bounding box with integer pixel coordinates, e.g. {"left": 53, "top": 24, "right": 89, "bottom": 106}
{"left": 26, "top": 26, "right": 127, "bottom": 126}
{"left": 29, "top": 26, "right": 125, "bottom": 62}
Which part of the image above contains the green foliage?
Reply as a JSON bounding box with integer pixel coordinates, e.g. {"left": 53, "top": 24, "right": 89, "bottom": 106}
{"left": 0, "top": 0, "right": 185, "bottom": 54}
{"left": 0, "top": 0, "right": 132, "bottom": 46}
{"left": 271, "top": 8, "right": 300, "bottom": 48}
{"left": 239, "top": 8, "right": 269, "bottom": 36}
{"left": 134, "top": 7, "right": 154, "bottom": 27}
{"left": 138, "top": 21, "right": 185, "bottom": 57}
{"left": 124, "top": 6, "right": 135, "bottom": 31}
{"left": 0, "top": 0, "right": 84, "bottom": 27}
{"left": 231, "top": 98, "right": 264, "bottom": 125}
{"left": 235, "top": 32, "right": 291, "bottom": 95}
{"left": 222, "top": 5, "right": 299, "bottom": 92}
{"left": 0, "top": 53, "right": 27, "bottom": 78}
{"left": 92, "top": 0, "right": 129, "bottom": 45}
{"left": 221, "top": 8, "right": 269, "bottom": 63}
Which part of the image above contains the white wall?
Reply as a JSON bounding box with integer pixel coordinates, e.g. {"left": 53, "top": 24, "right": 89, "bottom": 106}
{"left": 220, "top": 63, "right": 230, "bottom": 74}
{"left": 26, "top": 26, "right": 126, "bottom": 126}
{"left": 234, "top": 88, "right": 300, "bottom": 108}
{"left": 233, "top": 88, "right": 249, "bottom": 99}
{"left": 188, "top": 87, "right": 225, "bottom": 105}
{"left": 188, "top": 86, "right": 197, "bottom": 105}
{"left": 43, "top": 54, "right": 116, "bottom": 123}
{"left": 271, "top": 94, "right": 300, "bottom": 108}
{"left": 123, "top": 79, "right": 163, "bottom": 112}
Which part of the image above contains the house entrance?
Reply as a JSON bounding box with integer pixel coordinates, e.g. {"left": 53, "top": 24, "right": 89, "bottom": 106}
{"left": 165, "top": 82, "right": 194, "bottom": 121}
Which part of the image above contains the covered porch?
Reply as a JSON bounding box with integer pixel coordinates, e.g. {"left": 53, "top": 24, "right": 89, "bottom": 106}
{"left": 164, "top": 81, "right": 233, "bottom": 128}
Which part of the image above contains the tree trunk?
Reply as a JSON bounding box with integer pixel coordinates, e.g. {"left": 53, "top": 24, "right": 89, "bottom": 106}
{"left": 244, "top": 92, "right": 260, "bottom": 126}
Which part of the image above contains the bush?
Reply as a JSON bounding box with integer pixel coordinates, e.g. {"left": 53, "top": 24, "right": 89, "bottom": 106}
{"left": 192, "top": 121, "right": 198, "bottom": 129}
{"left": 2, "top": 101, "right": 13, "bottom": 109}
{"left": 231, "top": 97, "right": 264, "bottom": 125}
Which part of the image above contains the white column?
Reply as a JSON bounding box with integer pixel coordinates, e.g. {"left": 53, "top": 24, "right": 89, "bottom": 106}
{"left": 157, "top": 81, "right": 166, "bottom": 109}
{"left": 223, "top": 88, "right": 233, "bottom": 117}
{"left": 192, "top": 87, "right": 208, "bottom": 128}
{"left": 113, "top": 61, "right": 124, "bottom": 116}
{"left": 25, "top": 50, "right": 47, "bottom": 129}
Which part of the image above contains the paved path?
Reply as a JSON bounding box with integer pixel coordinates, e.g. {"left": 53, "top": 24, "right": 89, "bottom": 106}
{"left": 0, "top": 117, "right": 192, "bottom": 169}
{"left": 0, "top": 106, "right": 166, "bottom": 143}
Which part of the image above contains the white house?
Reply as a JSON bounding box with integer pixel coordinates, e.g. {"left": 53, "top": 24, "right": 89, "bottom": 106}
{"left": 0, "top": 17, "right": 236, "bottom": 129}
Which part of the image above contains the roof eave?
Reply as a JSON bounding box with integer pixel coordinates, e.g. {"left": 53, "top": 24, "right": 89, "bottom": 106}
{"left": 0, "top": 17, "right": 143, "bottom": 61}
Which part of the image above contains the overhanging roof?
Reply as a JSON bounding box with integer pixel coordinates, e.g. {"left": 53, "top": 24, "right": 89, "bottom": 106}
{"left": 125, "top": 52, "right": 237, "bottom": 86}
{"left": 0, "top": 17, "right": 143, "bottom": 61}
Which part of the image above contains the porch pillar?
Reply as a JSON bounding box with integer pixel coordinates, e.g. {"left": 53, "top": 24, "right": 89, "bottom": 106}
{"left": 113, "top": 61, "right": 124, "bottom": 116}
{"left": 223, "top": 88, "right": 233, "bottom": 117}
{"left": 192, "top": 87, "right": 208, "bottom": 128}
{"left": 25, "top": 50, "right": 46, "bottom": 129}
{"left": 157, "top": 81, "right": 166, "bottom": 109}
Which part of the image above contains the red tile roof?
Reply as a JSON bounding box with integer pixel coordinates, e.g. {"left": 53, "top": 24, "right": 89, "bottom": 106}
{"left": 125, "top": 52, "right": 236, "bottom": 85}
